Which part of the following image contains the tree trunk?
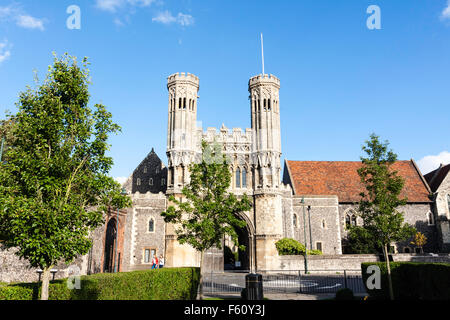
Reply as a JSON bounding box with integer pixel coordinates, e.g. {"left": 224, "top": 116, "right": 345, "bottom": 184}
{"left": 197, "top": 250, "right": 204, "bottom": 300}
{"left": 40, "top": 265, "right": 53, "bottom": 300}
{"left": 383, "top": 244, "right": 394, "bottom": 300}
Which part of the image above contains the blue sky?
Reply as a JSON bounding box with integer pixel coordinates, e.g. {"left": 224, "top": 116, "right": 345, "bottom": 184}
{"left": 0, "top": 0, "right": 449, "bottom": 182}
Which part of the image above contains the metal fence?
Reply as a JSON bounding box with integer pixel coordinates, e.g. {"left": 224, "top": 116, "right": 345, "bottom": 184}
{"left": 202, "top": 270, "right": 367, "bottom": 295}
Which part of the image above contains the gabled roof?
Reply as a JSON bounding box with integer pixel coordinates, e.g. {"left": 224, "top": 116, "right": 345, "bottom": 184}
{"left": 284, "top": 160, "right": 431, "bottom": 203}
{"left": 424, "top": 163, "right": 450, "bottom": 193}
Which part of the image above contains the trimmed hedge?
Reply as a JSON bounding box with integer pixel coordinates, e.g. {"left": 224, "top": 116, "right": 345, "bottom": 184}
{"left": 0, "top": 267, "right": 200, "bottom": 300}
{"left": 275, "top": 238, "right": 322, "bottom": 256}
{"left": 361, "top": 262, "right": 450, "bottom": 300}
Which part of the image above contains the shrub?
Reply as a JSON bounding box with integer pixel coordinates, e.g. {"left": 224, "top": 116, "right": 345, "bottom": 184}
{"left": 0, "top": 267, "right": 200, "bottom": 300}
{"left": 335, "top": 288, "right": 354, "bottom": 300}
{"left": 361, "top": 262, "right": 450, "bottom": 300}
{"left": 307, "top": 249, "right": 323, "bottom": 255}
{"left": 275, "top": 238, "right": 306, "bottom": 255}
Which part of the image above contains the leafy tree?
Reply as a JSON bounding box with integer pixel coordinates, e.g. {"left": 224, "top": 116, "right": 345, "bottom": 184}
{"left": 410, "top": 232, "right": 427, "bottom": 253}
{"left": 343, "top": 225, "right": 381, "bottom": 254}
{"left": 0, "top": 53, "right": 131, "bottom": 300}
{"left": 357, "top": 133, "right": 416, "bottom": 300}
{"left": 161, "top": 140, "right": 252, "bottom": 299}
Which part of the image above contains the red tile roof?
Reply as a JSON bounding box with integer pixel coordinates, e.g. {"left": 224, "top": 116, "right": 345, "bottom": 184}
{"left": 285, "top": 160, "right": 431, "bottom": 203}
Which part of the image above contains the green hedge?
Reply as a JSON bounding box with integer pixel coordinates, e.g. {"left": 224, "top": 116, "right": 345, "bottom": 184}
{"left": 275, "top": 238, "right": 322, "bottom": 256}
{"left": 361, "top": 262, "right": 450, "bottom": 300}
{"left": 0, "top": 267, "right": 200, "bottom": 300}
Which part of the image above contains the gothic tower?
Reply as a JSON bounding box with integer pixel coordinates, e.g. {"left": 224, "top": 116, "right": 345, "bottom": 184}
{"left": 249, "top": 73, "right": 284, "bottom": 271}
{"left": 249, "top": 74, "right": 281, "bottom": 189}
{"left": 165, "top": 72, "right": 201, "bottom": 268}
{"left": 166, "top": 72, "right": 200, "bottom": 195}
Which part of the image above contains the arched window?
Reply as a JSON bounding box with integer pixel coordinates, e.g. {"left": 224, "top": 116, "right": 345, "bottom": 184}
{"left": 137, "top": 178, "right": 141, "bottom": 186}
{"left": 321, "top": 219, "right": 326, "bottom": 229}
{"left": 149, "top": 178, "right": 153, "bottom": 186}
{"left": 242, "top": 168, "right": 247, "bottom": 188}
{"left": 183, "top": 98, "right": 186, "bottom": 109}
{"left": 427, "top": 212, "right": 435, "bottom": 226}
{"left": 236, "top": 168, "right": 241, "bottom": 188}
{"left": 345, "top": 214, "right": 351, "bottom": 228}
{"left": 345, "top": 210, "right": 357, "bottom": 228}
{"left": 148, "top": 218, "right": 155, "bottom": 233}
{"left": 293, "top": 214, "right": 297, "bottom": 228}
{"left": 447, "top": 194, "right": 450, "bottom": 214}
{"left": 178, "top": 98, "right": 182, "bottom": 109}
{"left": 404, "top": 247, "right": 411, "bottom": 253}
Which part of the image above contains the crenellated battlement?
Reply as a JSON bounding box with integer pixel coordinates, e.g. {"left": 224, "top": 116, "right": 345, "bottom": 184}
{"left": 167, "top": 72, "right": 200, "bottom": 87}
{"left": 249, "top": 73, "right": 280, "bottom": 88}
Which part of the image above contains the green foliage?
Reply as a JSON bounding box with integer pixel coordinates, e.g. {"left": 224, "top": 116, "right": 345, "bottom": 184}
{"left": 161, "top": 140, "right": 252, "bottom": 255}
{"left": 0, "top": 268, "right": 200, "bottom": 300}
{"left": 275, "top": 238, "right": 306, "bottom": 255}
{"left": 361, "top": 262, "right": 450, "bottom": 300}
{"left": 307, "top": 249, "right": 323, "bottom": 255}
{"left": 335, "top": 288, "right": 354, "bottom": 300}
{"left": 357, "top": 134, "right": 416, "bottom": 251}
{"left": 0, "top": 53, "right": 131, "bottom": 272}
{"left": 343, "top": 226, "right": 381, "bottom": 254}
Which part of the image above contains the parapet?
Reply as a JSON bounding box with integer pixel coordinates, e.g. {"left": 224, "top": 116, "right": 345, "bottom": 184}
{"left": 248, "top": 73, "right": 280, "bottom": 89}
{"left": 167, "top": 72, "right": 200, "bottom": 87}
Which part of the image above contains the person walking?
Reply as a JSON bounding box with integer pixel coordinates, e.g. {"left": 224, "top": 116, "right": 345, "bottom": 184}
{"left": 159, "top": 255, "right": 165, "bottom": 269}
{"left": 151, "top": 255, "right": 157, "bottom": 269}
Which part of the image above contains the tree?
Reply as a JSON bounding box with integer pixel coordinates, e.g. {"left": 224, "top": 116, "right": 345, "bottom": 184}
{"left": 357, "top": 133, "right": 416, "bottom": 300}
{"left": 410, "top": 232, "right": 427, "bottom": 254}
{"left": 161, "top": 140, "right": 252, "bottom": 300}
{"left": 0, "top": 53, "right": 131, "bottom": 300}
{"left": 343, "top": 225, "right": 380, "bottom": 254}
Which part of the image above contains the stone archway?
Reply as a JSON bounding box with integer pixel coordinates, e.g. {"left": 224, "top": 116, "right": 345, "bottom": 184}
{"left": 223, "top": 213, "right": 255, "bottom": 272}
{"left": 103, "top": 218, "right": 117, "bottom": 273}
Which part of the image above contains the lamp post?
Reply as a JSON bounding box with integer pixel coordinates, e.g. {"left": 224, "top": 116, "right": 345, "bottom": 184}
{"left": 307, "top": 205, "right": 313, "bottom": 251}
{"left": 301, "top": 197, "right": 308, "bottom": 273}
{"left": 114, "top": 188, "right": 127, "bottom": 273}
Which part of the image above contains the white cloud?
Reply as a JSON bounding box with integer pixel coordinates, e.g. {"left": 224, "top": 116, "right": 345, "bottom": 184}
{"left": 114, "top": 177, "right": 128, "bottom": 185}
{"left": 96, "top": 0, "right": 124, "bottom": 12}
{"left": 16, "top": 14, "right": 45, "bottom": 30}
{"left": 442, "top": 1, "right": 450, "bottom": 20}
{"left": 0, "top": 39, "right": 11, "bottom": 64}
{"left": 96, "top": 0, "right": 155, "bottom": 12}
{"left": 152, "top": 10, "right": 176, "bottom": 24}
{"left": 152, "top": 11, "right": 194, "bottom": 26}
{"left": 417, "top": 151, "right": 450, "bottom": 174}
{"left": 177, "top": 13, "right": 194, "bottom": 26}
{"left": 0, "top": 4, "right": 45, "bottom": 31}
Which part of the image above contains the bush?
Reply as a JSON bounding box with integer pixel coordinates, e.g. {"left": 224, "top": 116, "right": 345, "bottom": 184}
{"left": 275, "top": 238, "right": 306, "bottom": 255}
{"left": 335, "top": 288, "right": 354, "bottom": 300}
{"left": 361, "top": 262, "right": 450, "bottom": 300}
{"left": 307, "top": 249, "right": 323, "bottom": 255}
{"left": 0, "top": 267, "right": 200, "bottom": 300}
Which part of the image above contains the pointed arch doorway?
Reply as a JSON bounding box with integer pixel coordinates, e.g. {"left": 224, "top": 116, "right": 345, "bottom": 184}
{"left": 103, "top": 218, "right": 117, "bottom": 273}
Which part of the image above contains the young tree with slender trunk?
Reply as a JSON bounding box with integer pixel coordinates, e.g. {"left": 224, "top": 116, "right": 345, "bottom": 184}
{"left": 357, "top": 133, "right": 416, "bottom": 300}
{"left": 0, "top": 53, "right": 131, "bottom": 300}
{"left": 161, "top": 141, "right": 252, "bottom": 300}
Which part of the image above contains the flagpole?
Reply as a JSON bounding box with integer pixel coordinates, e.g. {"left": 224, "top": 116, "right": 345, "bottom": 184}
{"left": 261, "top": 33, "right": 265, "bottom": 75}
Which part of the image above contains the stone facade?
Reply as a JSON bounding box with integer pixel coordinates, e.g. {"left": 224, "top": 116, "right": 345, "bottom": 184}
{"left": 2, "top": 71, "right": 448, "bottom": 283}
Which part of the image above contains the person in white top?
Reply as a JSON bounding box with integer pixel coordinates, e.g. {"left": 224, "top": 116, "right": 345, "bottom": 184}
{"left": 159, "top": 256, "right": 165, "bottom": 269}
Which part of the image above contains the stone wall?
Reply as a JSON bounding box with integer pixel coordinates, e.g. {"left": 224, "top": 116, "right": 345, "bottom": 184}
{"left": 271, "top": 253, "right": 450, "bottom": 272}
{"left": 291, "top": 196, "right": 342, "bottom": 255}
{"left": 125, "top": 192, "right": 167, "bottom": 271}
{"left": 0, "top": 244, "right": 86, "bottom": 284}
